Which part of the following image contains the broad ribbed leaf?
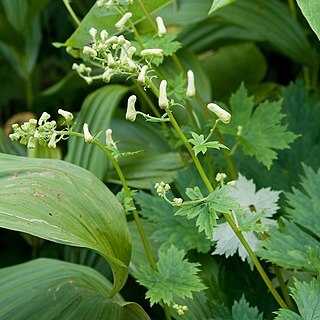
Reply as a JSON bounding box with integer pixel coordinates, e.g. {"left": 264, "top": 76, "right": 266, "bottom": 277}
{"left": 65, "top": 85, "right": 129, "bottom": 180}
{"left": 0, "top": 153, "right": 131, "bottom": 295}
{"left": 64, "top": 0, "right": 172, "bottom": 49}
{"left": 296, "top": 0, "right": 320, "bottom": 41}
{"left": 0, "top": 259, "right": 150, "bottom": 320}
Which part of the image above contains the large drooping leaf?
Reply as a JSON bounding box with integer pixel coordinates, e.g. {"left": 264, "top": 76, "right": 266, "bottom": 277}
{"left": 0, "top": 153, "right": 131, "bottom": 295}
{"left": 258, "top": 165, "right": 320, "bottom": 272}
{"left": 65, "top": 85, "right": 129, "bottom": 180}
{"left": 296, "top": 0, "right": 320, "bottom": 41}
{"left": 221, "top": 83, "right": 297, "bottom": 169}
{"left": 0, "top": 258, "right": 150, "bottom": 320}
{"left": 64, "top": 0, "right": 172, "bottom": 49}
{"left": 275, "top": 278, "right": 320, "bottom": 320}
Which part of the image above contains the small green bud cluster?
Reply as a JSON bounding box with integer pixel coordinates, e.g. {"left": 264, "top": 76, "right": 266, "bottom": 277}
{"left": 173, "top": 304, "right": 188, "bottom": 315}
{"left": 72, "top": 63, "right": 93, "bottom": 84}
{"left": 154, "top": 181, "right": 171, "bottom": 198}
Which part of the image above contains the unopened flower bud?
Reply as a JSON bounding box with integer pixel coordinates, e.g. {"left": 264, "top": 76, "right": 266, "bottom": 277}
{"left": 158, "top": 80, "right": 169, "bottom": 109}
{"left": 126, "top": 95, "right": 137, "bottom": 122}
{"left": 140, "top": 48, "right": 163, "bottom": 58}
{"left": 38, "top": 112, "right": 50, "bottom": 126}
{"left": 207, "top": 103, "right": 231, "bottom": 124}
{"left": 96, "top": 0, "right": 105, "bottom": 7}
{"left": 186, "top": 70, "right": 196, "bottom": 97}
{"left": 107, "top": 53, "right": 116, "bottom": 67}
{"left": 173, "top": 198, "right": 183, "bottom": 206}
{"left": 27, "top": 137, "right": 36, "bottom": 149}
{"left": 115, "top": 12, "right": 132, "bottom": 30}
{"left": 48, "top": 133, "right": 57, "bottom": 148}
{"left": 102, "top": 68, "right": 115, "bottom": 83}
{"left": 137, "top": 65, "right": 148, "bottom": 84}
{"left": 227, "top": 180, "right": 237, "bottom": 187}
{"left": 156, "top": 16, "right": 166, "bottom": 37}
{"left": 83, "top": 46, "right": 98, "bottom": 57}
{"left": 100, "top": 29, "right": 109, "bottom": 41}
{"left": 89, "top": 27, "right": 97, "bottom": 39}
{"left": 215, "top": 172, "right": 227, "bottom": 182}
{"left": 105, "top": 129, "right": 115, "bottom": 147}
{"left": 58, "top": 109, "right": 74, "bottom": 123}
{"left": 83, "top": 76, "right": 93, "bottom": 85}
{"left": 83, "top": 123, "right": 94, "bottom": 143}
{"left": 127, "top": 46, "right": 136, "bottom": 58}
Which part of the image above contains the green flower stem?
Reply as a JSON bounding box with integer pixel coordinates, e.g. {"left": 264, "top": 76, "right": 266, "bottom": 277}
{"left": 165, "top": 108, "right": 213, "bottom": 192}
{"left": 132, "top": 78, "right": 162, "bottom": 117}
{"left": 136, "top": 0, "right": 158, "bottom": 31}
{"left": 62, "top": 0, "right": 81, "bottom": 26}
{"left": 272, "top": 264, "right": 295, "bottom": 310}
{"left": 288, "top": 0, "right": 297, "bottom": 20}
{"left": 161, "top": 113, "right": 288, "bottom": 309}
{"left": 55, "top": 130, "right": 157, "bottom": 271}
{"left": 224, "top": 213, "right": 287, "bottom": 309}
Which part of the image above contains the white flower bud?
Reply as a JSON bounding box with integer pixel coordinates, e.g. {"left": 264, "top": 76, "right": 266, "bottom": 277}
{"left": 102, "top": 68, "right": 115, "bottom": 83}
{"left": 137, "top": 65, "right": 148, "bottom": 84}
{"left": 100, "top": 29, "right": 108, "bottom": 41}
{"left": 117, "top": 35, "right": 126, "bottom": 45}
{"left": 126, "top": 95, "right": 137, "bottom": 122}
{"left": 83, "top": 123, "right": 94, "bottom": 143}
{"left": 158, "top": 80, "right": 169, "bottom": 109}
{"left": 105, "top": 36, "right": 119, "bottom": 45}
{"left": 207, "top": 103, "right": 231, "bottom": 124}
{"left": 38, "top": 112, "right": 51, "bottom": 126}
{"left": 106, "top": 0, "right": 114, "bottom": 9}
{"left": 186, "top": 70, "right": 196, "bottom": 97}
{"left": 115, "top": 12, "right": 132, "bottom": 30}
{"left": 124, "top": 57, "right": 137, "bottom": 71}
{"left": 83, "top": 46, "right": 97, "bottom": 57}
{"left": 156, "top": 16, "right": 166, "bottom": 37}
{"left": 105, "top": 129, "right": 115, "bottom": 147}
{"left": 89, "top": 27, "right": 97, "bottom": 39}
{"left": 227, "top": 180, "right": 237, "bottom": 187}
{"left": 72, "top": 63, "right": 79, "bottom": 71}
{"left": 127, "top": 46, "right": 136, "bottom": 58}
{"left": 96, "top": 0, "right": 105, "bottom": 8}
{"left": 48, "top": 133, "right": 57, "bottom": 148}
{"left": 173, "top": 198, "right": 183, "bottom": 206}
{"left": 58, "top": 109, "right": 74, "bottom": 123}
{"left": 83, "top": 76, "right": 93, "bottom": 85}
{"left": 27, "top": 137, "right": 36, "bottom": 149}
{"left": 215, "top": 172, "right": 227, "bottom": 182}
{"left": 107, "top": 53, "right": 116, "bottom": 67}
{"left": 140, "top": 48, "right": 163, "bottom": 58}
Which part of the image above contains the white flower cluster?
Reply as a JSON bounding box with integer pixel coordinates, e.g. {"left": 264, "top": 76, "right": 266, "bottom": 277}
{"left": 9, "top": 110, "right": 73, "bottom": 149}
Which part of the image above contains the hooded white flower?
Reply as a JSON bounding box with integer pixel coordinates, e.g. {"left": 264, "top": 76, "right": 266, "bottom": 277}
{"left": 158, "top": 80, "right": 169, "bottom": 109}
{"left": 83, "top": 123, "right": 94, "bottom": 143}
{"left": 58, "top": 109, "right": 74, "bottom": 123}
{"left": 115, "top": 12, "right": 132, "bottom": 30}
{"left": 186, "top": 70, "right": 196, "bottom": 97}
{"left": 140, "top": 48, "right": 163, "bottom": 58}
{"left": 105, "top": 129, "right": 115, "bottom": 147}
{"left": 126, "top": 95, "right": 137, "bottom": 122}
{"left": 137, "top": 65, "right": 148, "bottom": 84}
{"left": 207, "top": 103, "right": 231, "bottom": 124}
{"left": 156, "top": 16, "right": 166, "bottom": 37}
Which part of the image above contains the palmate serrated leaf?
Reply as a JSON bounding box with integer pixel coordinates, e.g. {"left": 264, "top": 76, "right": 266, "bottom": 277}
{"left": 176, "top": 186, "right": 238, "bottom": 238}
{"left": 221, "top": 83, "right": 297, "bottom": 168}
{"left": 232, "top": 295, "right": 263, "bottom": 320}
{"left": 189, "top": 132, "right": 228, "bottom": 155}
{"left": 135, "top": 191, "right": 211, "bottom": 253}
{"left": 286, "top": 165, "right": 320, "bottom": 238}
{"left": 135, "top": 245, "right": 206, "bottom": 306}
{"left": 258, "top": 165, "right": 320, "bottom": 272}
{"left": 275, "top": 278, "right": 320, "bottom": 320}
